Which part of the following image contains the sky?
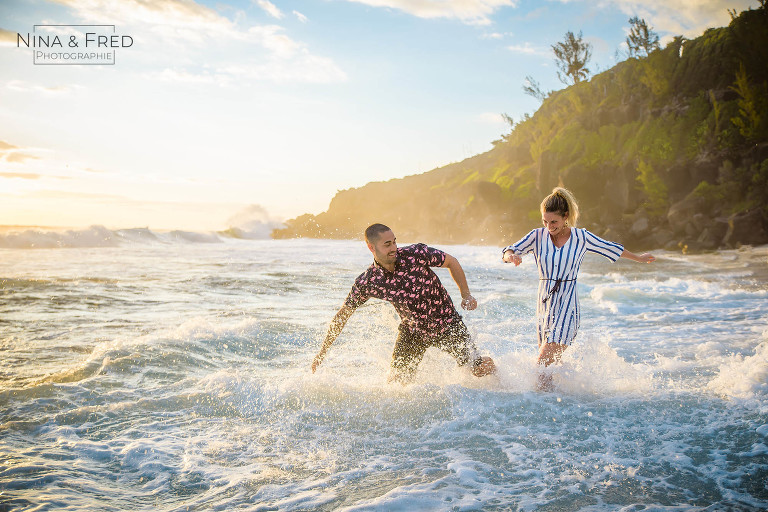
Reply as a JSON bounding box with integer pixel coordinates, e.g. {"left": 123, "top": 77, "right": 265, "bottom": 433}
{"left": 0, "top": 0, "right": 757, "bottom": 231}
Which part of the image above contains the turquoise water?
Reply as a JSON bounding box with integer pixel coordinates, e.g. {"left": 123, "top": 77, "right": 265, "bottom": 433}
{"left": 1, "top": 230, "right": 767, "bottom": 510}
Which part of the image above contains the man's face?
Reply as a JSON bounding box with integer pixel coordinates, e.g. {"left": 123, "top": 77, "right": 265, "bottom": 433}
{"left": 368, "top": 230, "right": 397, "bottom": 266}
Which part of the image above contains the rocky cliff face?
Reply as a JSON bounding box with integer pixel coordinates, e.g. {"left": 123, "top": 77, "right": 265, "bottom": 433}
{"left": 274, "top": 7, "right": 768, "bottom": 251}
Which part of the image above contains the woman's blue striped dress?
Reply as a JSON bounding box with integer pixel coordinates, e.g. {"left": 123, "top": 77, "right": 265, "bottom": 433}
{"left": 503, "top": 228, "right": 624, "bottom": 346}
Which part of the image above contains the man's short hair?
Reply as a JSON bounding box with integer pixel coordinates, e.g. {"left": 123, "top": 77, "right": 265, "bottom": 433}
{"left": 364, "top": 223, "right": 392, "bottom": 243}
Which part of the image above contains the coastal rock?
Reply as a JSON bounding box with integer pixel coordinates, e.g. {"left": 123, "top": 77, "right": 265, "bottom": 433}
{"left": 536, "top": 149, "right": 559, "bottom": 193}
{"left": 711, "top": 217, "right": 730, "bottom": 242}
{"left": 708, "top": 88, "right": 740, "bottom": 104}
{"left": 652, "top": 228, "right": 675, "bottom": 248}
{"left": 602, "top": 227, "right": 620, "bottom": 242}
{"left": 631, "top": 217, "right": 650, "bottom": 236}
{"left": 667, "top": 195, "right": 706, "bottom": 234}
{"left": 722, "top": 209, "right": 768, "bottom": 247}
{"left": 602, "top": 168, "right": 630, "bottom": 210}
{"left": 692, "top": 213, "right": 708, "bottom": 231}
{"left": 696, "top": 228, "right": 718, "bottom": 250}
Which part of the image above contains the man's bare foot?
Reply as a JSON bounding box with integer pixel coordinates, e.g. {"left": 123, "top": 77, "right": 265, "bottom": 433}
{"left": 472, "top": 356, "right": 497, "bottom": 377}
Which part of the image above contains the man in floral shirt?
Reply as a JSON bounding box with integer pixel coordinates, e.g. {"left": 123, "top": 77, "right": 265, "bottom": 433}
{"left": 311, "top": 223, "right": 496, "bottom": 382}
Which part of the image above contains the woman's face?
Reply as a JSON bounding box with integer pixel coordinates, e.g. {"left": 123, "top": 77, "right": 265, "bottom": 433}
{"left": 542, "top": 211, "right": 568, "bottom": 235}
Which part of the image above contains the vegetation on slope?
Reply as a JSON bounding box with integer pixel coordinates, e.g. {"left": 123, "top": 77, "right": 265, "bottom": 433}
{"left": 275, "top": 5, "right": 768, "bottom": 250}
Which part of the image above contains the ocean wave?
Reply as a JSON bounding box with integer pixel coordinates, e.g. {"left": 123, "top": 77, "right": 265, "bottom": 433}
{"left": 0, "top": 225, "right": 120, "bottom": 249}
{"left": 0, "top": 223, "right": 295, "bottom": 248}
{"left": 4, "top": 317, "right": 306, "bottom": 391}
{"left": 0, "top": 225, "right": 238, "bottom": 249}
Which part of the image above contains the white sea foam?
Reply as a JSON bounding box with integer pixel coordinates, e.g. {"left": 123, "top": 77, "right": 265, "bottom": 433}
{"left": 167, "top": 230, "right": 222, "bottom": 243}
{"left": 708, "top": 335, "right": 768, "bottom": 401}
{"left": 1, "top": 240, "right": 767, "bottom": 511}
{"left": 223, "top": 204, "right": 285, "bottom": 239}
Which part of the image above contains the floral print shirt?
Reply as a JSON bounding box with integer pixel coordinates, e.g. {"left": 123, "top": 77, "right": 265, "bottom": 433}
{"left": 344, "top": 243, "right": 460, "bottom": 337}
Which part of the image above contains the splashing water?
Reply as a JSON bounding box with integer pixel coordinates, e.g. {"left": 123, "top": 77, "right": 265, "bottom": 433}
{"left": 1, "top": 239, "right": 767, "bottom": 510}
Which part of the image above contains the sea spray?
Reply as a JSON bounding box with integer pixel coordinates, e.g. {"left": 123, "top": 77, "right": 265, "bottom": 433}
{"left": 1, "top": 240, "right": 766, "bottom": 510}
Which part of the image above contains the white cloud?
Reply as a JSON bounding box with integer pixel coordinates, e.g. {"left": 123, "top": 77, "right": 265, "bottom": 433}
{"left": 51, "top": 0, "right": 229, "bottom": 43}
{"left": 564, "top": 0, "right": 755, "bottom": 38}
{"left": 146, "top": 68, "right": 230, "bottom": 86}
{"left": 482, "top": 31, "right": 514, "bottom": 39}
{"left": 219, "top": 54, "right": 348, "bottom": 84}
{"left": 506, "top": 42, "right": 549, "bottom": 56}
{"left": 347, "top": 0, "right": 754, "bottom": 34}
{"left": 6, "top": 80, "right": 82, "bottom": 94}
{"left": 256, "top": 0, "right": 284, "bottom": 19}
{"left": 342, "top": 0, "right": 517, "bottom": 25}
{"left": 0, "top": 172, "right": 42, "bottom": 179}
{"left": 145, "top": 24, "right": 348, "bottom": 85}
{"left": 0, "top": 139, "right": 46, "bottom": 166}
{"left": 293, "top": 10, "right": 309, "bottom": 23}
{"left": 0, "top": 28, "right": 18, "bottom": 47}
{"left": 48, "top": 0, "right": 346, "bottom": 85}
{"left": 476, "top": 112, "right": 505, "bottom": 124}
{"left": 247, "top": 24, "right": 303, "bottom": 58}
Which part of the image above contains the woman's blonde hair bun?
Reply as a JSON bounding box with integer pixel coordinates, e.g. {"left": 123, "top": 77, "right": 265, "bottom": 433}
{"left": 541, "top": 187, "right": 579, "bottom": 227}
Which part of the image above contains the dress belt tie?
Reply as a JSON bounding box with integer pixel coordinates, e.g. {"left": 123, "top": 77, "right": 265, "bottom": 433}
{"left": 540, "top": 278, "right": 576, "bottom": 303}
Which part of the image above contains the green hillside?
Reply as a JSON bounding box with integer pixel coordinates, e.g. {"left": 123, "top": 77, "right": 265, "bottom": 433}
{"left": 274, "top": 5, "right": 768, "bottom": 251}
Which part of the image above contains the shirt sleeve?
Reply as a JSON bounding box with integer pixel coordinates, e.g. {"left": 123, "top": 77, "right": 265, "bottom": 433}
{"left": 342, "top": 276, "right": 370, "bottom": 310}
{"left": 502, "top": 229, "right": 537, "bottom": 257}
{"left": 584, "top": 229, "right": 624, "bottom": 262}
{"left": 407, "top": 243, "right": 447, "bottom": 267}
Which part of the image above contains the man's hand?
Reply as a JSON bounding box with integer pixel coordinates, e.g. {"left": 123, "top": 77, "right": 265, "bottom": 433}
{"left": 442, "top": 254, "right": 478, "bottom": 311}
{"left": 311, "top": 354, "right": 323, "bottom": 373}
{"left": 461, "top": 294, "right": 477, "bottom": 310}
{"left": 311, "top": 305, "right": 354, "bottom": 374}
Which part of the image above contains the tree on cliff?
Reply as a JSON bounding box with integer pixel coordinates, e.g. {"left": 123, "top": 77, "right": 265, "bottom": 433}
{"left": 626, "top": 17, "right": 660, "bottom": 58}
{"left": 552, "top": 30, "right": 592, "bottom": 85}
{"left": 522, "top": 75, "right": 548, "bottom": 102}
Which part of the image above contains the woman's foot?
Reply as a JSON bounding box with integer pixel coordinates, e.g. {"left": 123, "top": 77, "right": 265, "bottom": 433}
{"left": 537, "top": 372, "right": 554, "bottom": 391}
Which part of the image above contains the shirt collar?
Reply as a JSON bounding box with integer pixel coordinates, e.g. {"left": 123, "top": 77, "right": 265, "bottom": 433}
{"left": 372, "top": 253, "right": 399, "bottom": 273}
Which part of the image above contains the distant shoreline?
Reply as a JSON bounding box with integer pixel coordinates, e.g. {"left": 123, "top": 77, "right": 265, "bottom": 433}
{"left": 2, "top": 224, "right": 767, "bottom": 254}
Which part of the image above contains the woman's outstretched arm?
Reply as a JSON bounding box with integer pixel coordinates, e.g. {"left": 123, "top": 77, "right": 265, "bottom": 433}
{"left": 621, "top": 250, "right": 656, "bottom": 263}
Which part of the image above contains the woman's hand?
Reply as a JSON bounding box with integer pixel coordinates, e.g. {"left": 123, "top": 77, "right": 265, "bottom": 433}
{"left": 621, "top": 250, "right": 656, "bottom": 264}
{"left": 503, "top": 250, "right": 522, "bottom": 266}
{"left": 637, "top": 253, "right": 656, "bottom": 264}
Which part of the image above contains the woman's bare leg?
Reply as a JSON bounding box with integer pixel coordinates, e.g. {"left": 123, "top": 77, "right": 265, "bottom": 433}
{"left": 537, "top": 342, "right": 567, "bottom": 391}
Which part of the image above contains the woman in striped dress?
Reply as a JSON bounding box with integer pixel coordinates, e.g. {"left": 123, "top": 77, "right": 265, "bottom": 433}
{"left": 502, "top": 187, "right": 655, "bottom": 388}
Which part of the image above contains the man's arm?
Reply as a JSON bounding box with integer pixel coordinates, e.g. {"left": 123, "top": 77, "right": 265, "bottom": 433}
{"left": 311, "top": 304, "right": 355, "bottom": 372}
{"left": 441, "top": 254, "right": 477, "bottom": 310}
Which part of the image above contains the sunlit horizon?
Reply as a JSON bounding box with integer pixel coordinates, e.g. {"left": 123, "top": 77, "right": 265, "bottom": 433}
{"left": 1, "top": 0, "right": 755, "bottom": 231}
